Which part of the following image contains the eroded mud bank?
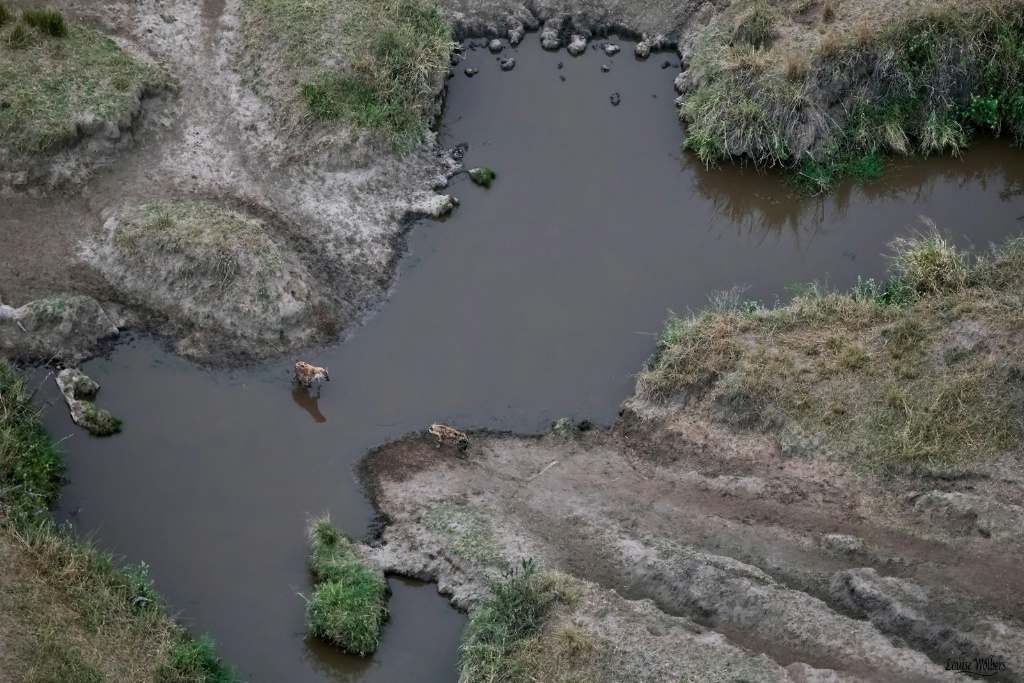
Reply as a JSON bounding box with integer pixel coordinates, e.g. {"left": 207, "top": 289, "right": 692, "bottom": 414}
{"left": 359, "top": 409, "right": 1024, "bottom": 681}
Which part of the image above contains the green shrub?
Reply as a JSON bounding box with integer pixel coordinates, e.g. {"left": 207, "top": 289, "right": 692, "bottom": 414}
{"left": 21, "top": 7, "right": 67, "bottom": 37}
{"left": 0, "top": 3, "right": 12, "bottom": 26}
{"left": 5, "top": 20, "right": 35, "bottom": 48}
{"left": 305, "top": 516, "right": 388, "bottom": 655}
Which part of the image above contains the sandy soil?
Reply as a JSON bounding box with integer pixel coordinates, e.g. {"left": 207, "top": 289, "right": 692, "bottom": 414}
{"left": 359, "top": 403, "right": 1024, "bottom": 681}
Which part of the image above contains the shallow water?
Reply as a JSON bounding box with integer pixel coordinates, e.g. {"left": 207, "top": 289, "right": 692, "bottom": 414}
{"left": 38, "top": 37, "right": 1024, "bottom": 682}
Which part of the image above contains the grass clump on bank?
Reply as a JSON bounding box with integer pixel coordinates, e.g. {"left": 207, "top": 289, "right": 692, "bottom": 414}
{"left": 109, "top": 201, "right": 291, "bottom": 324}
{"left": 636, "top": 229, "right": 1024, "bottom": 471}
{"left": 0, "top": 358, "right": 238, "bottom": 682}
{"left": 460, "top": 559, "right": 592, "bottom": 683}
{"left": 680, "top": 0, "right": 1024, "bottom": 192}
{"left": 305, "top": 516, "right": 388, "bottom": 656}
{"left": 0, "top": 8, "right": 168, "bottom": 161}
{"left": 241, "top": 0, "right": 454, "bottom": 151}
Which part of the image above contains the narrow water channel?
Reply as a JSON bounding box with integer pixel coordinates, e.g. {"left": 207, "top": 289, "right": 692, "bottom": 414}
{"left": 37, "top": 37, "right": 1024, "bottom": 682}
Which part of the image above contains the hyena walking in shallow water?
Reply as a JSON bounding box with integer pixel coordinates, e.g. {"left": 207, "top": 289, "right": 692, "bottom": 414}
{"left": 294, "top": 361, "right": 329, "bottom": 387}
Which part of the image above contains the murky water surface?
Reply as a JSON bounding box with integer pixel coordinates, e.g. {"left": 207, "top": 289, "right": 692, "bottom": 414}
{"left": 37, "top": 38, "right": 1024, "bottom": 682}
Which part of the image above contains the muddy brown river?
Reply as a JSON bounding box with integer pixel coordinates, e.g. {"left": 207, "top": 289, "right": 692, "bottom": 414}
{"left": 35, "top": 38, "right": 1024, "bottom": 682}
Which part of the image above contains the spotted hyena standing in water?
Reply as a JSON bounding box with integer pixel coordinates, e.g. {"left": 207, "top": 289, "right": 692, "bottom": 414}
{"left": 429, "top": 423, "right": 469, "bottom": 452}
{"left": 294, "top": 361, "right": 329, "bottom": 387}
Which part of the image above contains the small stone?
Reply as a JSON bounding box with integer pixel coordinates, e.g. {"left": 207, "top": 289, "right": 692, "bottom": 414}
{"left": 450, "top": 52, "right": 462, "bottom": 66}
{"left": 610, "top": 93, "right": 620, "bottom": 106}
{"left": 603, "top": 44, "right": 620, "bottom": 56}
{"left": 661, "top": 60, "right": 672, "bottom": 69}
{"left": 559, "top": 75, "right": 566, "bottom": 81}
{"left": 601, "top": 64, "right": 610, "bottom": 72}
{"left": 557, "top": 61, "right": 563, "bottom": 69}
{"left": 488, "top": 39, "right": 503, "bottom": 53}
{"left": 500, "top": 58, "right": 515, "bottom": 71}
{"left": 464, "top": 68, "right": 479, "bottom": 77}
{"left": 567, "top": 35, "right": 587, "bottom": 56}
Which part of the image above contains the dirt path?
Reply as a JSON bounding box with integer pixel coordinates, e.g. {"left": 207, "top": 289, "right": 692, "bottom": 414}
{"left": 360, "top": 405, "right": 1024, "bottom": 681}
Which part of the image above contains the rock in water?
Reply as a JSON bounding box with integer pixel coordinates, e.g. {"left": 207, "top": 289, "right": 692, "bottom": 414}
{"left": 500, "top": 58, "right": 515, "bottom": 72}
{"left": 601, "top": 64, "right": 610, "bottom": 72}
{"left": 464, "top": 67, "right": 479, "bottom": 77}
{"left": 469, "top": 167, "right": 497, "bottom": 188}
{"left": 567, "top": 35, "right": 588, "bottom": 56}
{"left": 603, "top": 44, "right": 620, "bottom": 56}
{"left": 635, "top": 41, "right": 651, "bottom": 58}
{"left": 488, "top": 39, "right": 502, "bottom": 53}
{"left": 610, "top": 93, "right": 621, "bottom": 106}
{"left": 661, "top": 60, "right": 672, "bottom": 69}
{"left": 540, "top": 26, "right": 560, "bottom": 50}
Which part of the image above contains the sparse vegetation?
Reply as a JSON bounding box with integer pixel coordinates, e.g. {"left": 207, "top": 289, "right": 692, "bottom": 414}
{"left": 0, "top": 11, "right": 168, "bottom": 160}
{"left": 637, "top": 229, "right": 1024, "bottom": 470}
{"left": 241, "top": 0, "right": 455, "bottom": 151}
{"left": 425, "top": 502, "right": 504, "bottom": 566}
{"left": 0, "top": 4, "right": 12, "bottom": 27}
{"left": 680, "top": 0, "right": 1024, "bottom": 192}
{"left": 304, "top": 516, "right": 388, "bottom": 656}
{"left": 112, "top": 201, "right": 287, "bottom": 315}
{"left": 469, "top": 167, "right": 497, "bottom": 188}
{"left": 460, "top": 559, "right": 585, "bottom": 683}
{"left": 0, "top": 358, "right": 237, "bottom": 682}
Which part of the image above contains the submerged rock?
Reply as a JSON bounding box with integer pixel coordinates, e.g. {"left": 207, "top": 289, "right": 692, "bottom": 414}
{"left": 500, "top": 58, "right": 515, "bottom": 71}
{"left": 567, "top": 35, "right": 588, "bottom": 56}
{"left": 488, "top": 39, "right": 502, "bottom": 53}
{"left": 56, "top": 368, "right": 123, "bottom": 437}
{"left": 610, "top": 93, "right": 621, "bottom": 106}
{"left": 662, "top": 60, "right": 672, "bottom": 69}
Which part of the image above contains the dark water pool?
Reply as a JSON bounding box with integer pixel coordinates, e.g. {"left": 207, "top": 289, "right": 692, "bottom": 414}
{"left": 37, "top": 37, "right": 1024, "bottom": 682}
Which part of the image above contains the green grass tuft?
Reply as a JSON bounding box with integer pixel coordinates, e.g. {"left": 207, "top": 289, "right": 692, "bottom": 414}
{"left": 305, "top": 516, "right": 388, "bottom": 656}
{"left": 681, "top": 0, "right": 1024, "bottom": 191}
{"left": 0, "top": 4, "right": 12, "bottom": 26}
{"left": 0, "top": 16, "right": 169, "bottom": 159}
{"left": 78, "top": 402, "right": 123, "bottom": 437}
{"left": 459, "top": 558, "right": 577, "bottom": 683}
{"left": 244, "top": 0, "right": 454, "bottom": 151}
{"left": 0, "top": 360, "right": 65, "bottom": 525}
{"left": 732, "top": 1, "right": 776, "bottom": 48}
{"left": 157, "top": 634, "right": 238, "bottom": 683}
{"left": 636, "top": 232, "right": 1024, "bottom": 470}
{"left": 469, "top": 167, "right": 496, "bottom": 188}
{"left": 21, "top": 7, "right": 67, "bottom": 37}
